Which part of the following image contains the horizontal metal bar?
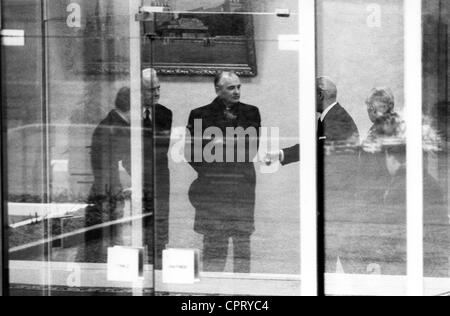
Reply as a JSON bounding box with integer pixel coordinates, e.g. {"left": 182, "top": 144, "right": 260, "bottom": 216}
{"left": 136, "top": 6, "right": 294, "bottom": 20}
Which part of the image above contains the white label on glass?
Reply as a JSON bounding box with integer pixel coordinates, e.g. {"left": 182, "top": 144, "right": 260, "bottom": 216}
{"left": 162, "top": 249, "right": 200, "bottom": 284}
{"left": 107, "top": 246, "right": 144, "bottom": 282}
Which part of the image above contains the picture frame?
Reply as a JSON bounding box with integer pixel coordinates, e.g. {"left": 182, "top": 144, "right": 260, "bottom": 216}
{"left": 142, "top": 0, "right": 257, "bottom": 77}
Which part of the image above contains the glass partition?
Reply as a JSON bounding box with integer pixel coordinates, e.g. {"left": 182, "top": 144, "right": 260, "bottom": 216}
{"left": 422, "top": 0, "right": 450, "bottom": 295}
{"left": 1, "top": 0, "right": 302, "bottom": 296}
{"left": 316, "top": 0, "right": 409, "bottom": 295}
{"left": 317, "top": 0, "right": 450, "bottom": 296}
{"left": 148, "top": 0, "right": 301, "bottom": 295}
{"left": 4, "top": 0, "right": 152, "bottom": 296}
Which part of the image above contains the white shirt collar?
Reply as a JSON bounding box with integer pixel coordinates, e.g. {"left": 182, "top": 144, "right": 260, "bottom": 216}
{"left": 320, "top": 102, "right": 338, "bottom": 122}
{"left": 143, "top": 106, "right": 152, "bottom": 118}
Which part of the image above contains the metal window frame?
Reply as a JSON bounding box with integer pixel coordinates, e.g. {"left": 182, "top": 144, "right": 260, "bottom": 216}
{"left": 0, "top": 0, "right": 7, "bottom": 297}
{"left": 129, "top": 0, "right": 145, "bottom": 296}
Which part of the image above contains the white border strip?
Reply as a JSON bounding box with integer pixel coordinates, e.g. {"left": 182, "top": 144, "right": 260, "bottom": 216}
{"left": 405, "top": 0, "right": 424, "bottom": 296}
{"left": 299, "top": 0, "right": 318, "bottom": 296}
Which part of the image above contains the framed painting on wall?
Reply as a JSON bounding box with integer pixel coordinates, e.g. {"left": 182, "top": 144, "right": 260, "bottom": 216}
{"left": 142, "top": 0, "right": 257, "bottom": 77}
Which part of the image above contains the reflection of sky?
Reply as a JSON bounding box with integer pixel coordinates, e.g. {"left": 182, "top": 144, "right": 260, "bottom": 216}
{"left": 173, "top": 0, "right": 225, "bottom": 11}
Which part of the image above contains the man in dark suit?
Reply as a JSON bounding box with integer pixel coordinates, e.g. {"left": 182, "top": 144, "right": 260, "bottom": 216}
{"left": 142, "top": 68, "right": 173, "bottom": 268}
{"left": 265, "top": 77, "right": 359, "bottom": 165}
{"left": 186, "top": 71, "right": 261, "bottom": 273}
{"left": 263, "top": 77, "right": 359, "bottom": 281}
{"left": 86, "top": 69, "right": 172, "bottom": 266}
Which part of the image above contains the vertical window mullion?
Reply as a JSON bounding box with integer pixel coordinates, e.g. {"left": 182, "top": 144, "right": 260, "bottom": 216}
{"left": 129, "top": 0, "right": 144, "bottom": 296}
{"left": 405, "top": 0, "right": 424, "bottom": 296}
{"left": 299, "top": 0, "right": 318, "bottom": 297}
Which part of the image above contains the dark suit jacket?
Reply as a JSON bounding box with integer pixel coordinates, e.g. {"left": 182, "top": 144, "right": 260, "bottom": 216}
{"left": 84, "top": 106, "right": 172, "bottom": 263}
{"left": 281, "top": 103, "right": 359, "bottom": 166}
{"left": 143, "top": 104, "right": 172, "bottom": 259}
{"left": 185, "top": 97, "right": 261, "bottom": 235}
{"left": 319, "top": 103, "right": 359, "bottom": 144}
{"left": 89, "top": 105, "right": 172, "bottom": 217}
{"left": 143, "top": 104, "right": 173, "bottom": 193}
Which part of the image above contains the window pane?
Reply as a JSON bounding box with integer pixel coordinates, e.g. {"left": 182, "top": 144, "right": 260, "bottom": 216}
{"left": 316, "top": 0, "right": 408, "bottom": 295}
{"left": 2, "top": 0, "right": 302, "bottom": 296}
{"left": 150, "top": 0, "right": 301, "bottom": 295}
{"left": 4, "top": 0, "right": 152, "bottom": 296}
{"left": 422, "top": 0, "right": 450, "bottom": 294}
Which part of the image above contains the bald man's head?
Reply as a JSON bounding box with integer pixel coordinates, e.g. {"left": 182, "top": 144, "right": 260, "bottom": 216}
{"left": 142, "top": 68, "right": 160, "bottom": 106}
{"left": 215, "top": 71, "right": 241, "bottom": 107}
{"left": 316, "top": 76, "right": 338, "bottom": 113}
{"left": 142, "top": 68, "right": 159, "bottom": 87}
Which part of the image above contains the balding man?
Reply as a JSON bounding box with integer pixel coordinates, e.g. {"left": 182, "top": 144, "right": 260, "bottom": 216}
{"left": 141, "top": 68, "right": 173, "bottom": 269}
{"left": 186, "top": 71, "right": 261, "bottom": 273}
{"left": 315, "top": 77, "right": 359, "bottom": 144}
{"left": 266, "top": 77, "right": 359, "bottom": 165}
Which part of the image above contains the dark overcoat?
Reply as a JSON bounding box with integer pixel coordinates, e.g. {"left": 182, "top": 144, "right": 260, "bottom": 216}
{"left": 186, "top": 98, "right": 261, "bottom": 235}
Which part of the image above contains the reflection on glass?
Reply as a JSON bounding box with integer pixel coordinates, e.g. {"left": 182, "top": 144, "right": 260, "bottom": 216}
{"left": 153, "top": 0, "right": 301, "bottom": 296}
{"left": 85, "top": 87, "right": 132, "bottom": 263}
{"left": 422, "top": 0, "right": 450, "bottom": 284}
{"left": 316, "top": 0, "right": 408, "bottom": 286}
{"left": 318, "top": 0, "right": 450, "bottom": 295}
{"left": 4, "top": 0, "right": 302, "bottom": 296}
{"left": 142, "top": 68, "right": 173, "bottom": 270}
{"left": 5, "top": 0, "right": 154, "bottom": 295}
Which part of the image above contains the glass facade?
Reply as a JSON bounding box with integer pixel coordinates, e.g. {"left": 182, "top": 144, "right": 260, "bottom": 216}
{"left": 0, "top": 0, "right": 449, "bottom": 296}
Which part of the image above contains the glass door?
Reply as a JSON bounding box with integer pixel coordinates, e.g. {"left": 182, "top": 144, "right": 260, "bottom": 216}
{"left": 2, "top": 0, "right": 153, "bottom": 296}
{"left": 146, "top": 0, "right": 303, "bottom": 296}
{"left": 1, "top": 0, "right": 305, "bottom": 296}
{"left": 317, "top": 0, "right": 450, "bottom": 296}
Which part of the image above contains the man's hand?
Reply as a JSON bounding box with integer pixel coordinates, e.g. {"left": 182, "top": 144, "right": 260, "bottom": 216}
{"left": 263, "top": 151, "right": 282, "bottom": 166}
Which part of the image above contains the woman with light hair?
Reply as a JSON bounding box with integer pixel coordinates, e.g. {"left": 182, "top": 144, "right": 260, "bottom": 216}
{"left": 364, "top": 87, "right": 401, "bottom": 146}
{"left": 366, "top": 87, "right": 395, "bottom": 122}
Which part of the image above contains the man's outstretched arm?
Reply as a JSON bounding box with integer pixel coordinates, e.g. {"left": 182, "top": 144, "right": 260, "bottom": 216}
{"left": 264, "top": 144, "right": 300, "bottom": 166}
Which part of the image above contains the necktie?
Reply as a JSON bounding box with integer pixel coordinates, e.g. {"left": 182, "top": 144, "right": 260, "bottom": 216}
{"left": 144, "top": 108, "right": 152, "bottom": 130}
{"left": 318, "top": 119, "right": 325, "bottom": 139}
{"left": 144, "top": 108, "right": 151, "bottom": 121}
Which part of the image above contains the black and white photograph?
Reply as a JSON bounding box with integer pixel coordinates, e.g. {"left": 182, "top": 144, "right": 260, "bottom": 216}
{"left": 0, "top": 0, "right": 449, "bottom": 298}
